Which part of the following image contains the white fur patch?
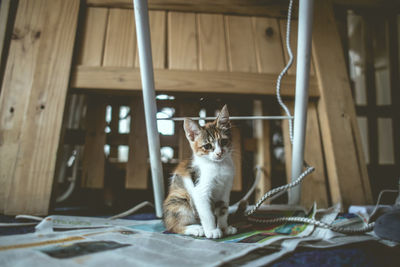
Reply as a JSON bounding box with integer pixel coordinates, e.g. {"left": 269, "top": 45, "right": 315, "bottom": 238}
{"left": 204, "top": 228, "right": 223, "bottom": 239}
{"left": 184, "top": 224, "right": 205, "bottom": 237}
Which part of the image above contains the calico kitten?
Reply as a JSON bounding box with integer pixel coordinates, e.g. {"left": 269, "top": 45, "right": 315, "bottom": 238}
{"left": 163, "top": 105, "right": 237, "bottom": 239}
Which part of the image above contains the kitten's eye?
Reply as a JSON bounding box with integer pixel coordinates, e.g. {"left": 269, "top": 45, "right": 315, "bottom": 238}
{"left": 220, "top": 139, "right": 229, "bottom": 146}
{"left": 202, "top": 143, "right": 212, "bottom": 150}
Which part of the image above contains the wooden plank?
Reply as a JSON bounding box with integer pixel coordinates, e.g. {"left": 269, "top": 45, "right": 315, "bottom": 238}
{"left": 135, "top": 11, "right": 166, "bottom": 69}
{"left": 81, "top": 96, "right": 107, "bottom": 188}
{"left": 231, "top": 127, "right": 242, "bottom": 191}
{"left": 197, "top": 14, "right": 228, "bottom": 71}
{"left": 312, "top": 0, "right": 372, "bottom": 207}
{"left": 77, "top": 7, "right": 108, "bottom": 66}
{"left": 0, "top": 0, "right": 15, "bottom": 86}
{"left": 0, "top": 0, "right": 11, "bottom": 56}
{"left": 253, "top": 17, "right": 285, "bottom": 73}
{"left": 109, "top": 102, "right": 120, "bottom": 159}
{"left": 225, "top": 15, "right": 258, "bottom": 72}
{"left": 1, "top": 0, "right": 79, "bottom": 215}
{"left": 87, "top": 0, "right": 293, "bottom": 18}
{"left": 168, "top": 12, "right": 198, "bottom": 70}
{"left": 388, "top": 14, "right": 400, "bottom": 167}
{"left": 126, "top": 97, "right": 149, "bottom": 189}
{"left": 253, "top": 100, "right": 271, "bottom": 200}
{"left": 282, "top": 102, "right": 329, "bottom": 208}
{"left": 103, "top": 8, "right": 136, "bottom": 67}
{"left": 279, "top": 20, "right": 315, "bottom": 75}
{"left": 71, "top": 66, "right": 320, "bottom": 97}
{"left": 333, "top": 0, "right": 400, "bottom": 9}
{"left": 0, "top": 0, "right": 46, "bottom": 214}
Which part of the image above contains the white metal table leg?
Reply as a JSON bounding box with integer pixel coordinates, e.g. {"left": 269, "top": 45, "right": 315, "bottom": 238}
{"left": 289, "top": 0, "right": 315, "bottom": 205}
{"left": 133, "top": 0, "right": 164, "bottom": 217}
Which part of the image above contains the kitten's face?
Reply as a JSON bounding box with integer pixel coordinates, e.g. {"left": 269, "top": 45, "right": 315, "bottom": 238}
{"left": 193, "top": 122, "right": 232, "bottom": 162}
{"left": 184, "top": 105, "right": 232, "bottom": 162}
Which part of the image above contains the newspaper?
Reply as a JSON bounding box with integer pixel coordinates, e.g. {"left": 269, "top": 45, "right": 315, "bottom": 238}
{"left": 0, "top": 204, "right": 396, "bottom": 266}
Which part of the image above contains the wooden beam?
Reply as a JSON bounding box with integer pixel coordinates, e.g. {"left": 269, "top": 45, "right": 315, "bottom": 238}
{"left": 231, "top": 127, "right": 243, "bottom": 191}
{"left": 81, "top": 96, "right": 107, "bottom": 188}
{"left": 0, "top": 0, "right": 11, "bottom": 61}
{"left": 0, "top": 0, "right": 16, "bottom": 90}
{"left": 253, "top": 100, "right": 272, "bottom": 201}
{"left": 312, "top": 0, "right": 372, "bottom": 208}
{"left": 333, "top": 0, "right": 399, "bottom": 9}
{"left": 86, "top": 0, "right": 293, "bottom": 18}
{"left": 0, "top": 0, "right": 43, "bottom": 214}
{"left": 71, "top": 66, "right": 320, "bottom": 97}
{"left": 126, "top": 97, "right": 149, "bottom": 189}
{"left": 0, "top": 0, "right": 80, "bottom": 215}
{"left": 109, "top": 102, "right": 120, "bottom": 159}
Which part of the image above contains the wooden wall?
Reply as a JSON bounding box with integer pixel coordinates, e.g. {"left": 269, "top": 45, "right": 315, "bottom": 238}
{"left": 72, "top": 8, "right": 319, "bottom": 97}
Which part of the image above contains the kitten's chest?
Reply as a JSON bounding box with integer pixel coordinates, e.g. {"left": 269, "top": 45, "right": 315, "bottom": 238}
{"left": 198, "top": 159, "right": 234, "bottom": 185}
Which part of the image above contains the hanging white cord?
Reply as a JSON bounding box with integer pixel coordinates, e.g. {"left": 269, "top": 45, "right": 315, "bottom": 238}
{"left": 241, "top": 0, "right": 374, "bottom": 234}
{"left": 368, "top": 189, "right": 399, "bottom": 222}
{"left": 276, "top": 0, "right": 295, "bottom": 143}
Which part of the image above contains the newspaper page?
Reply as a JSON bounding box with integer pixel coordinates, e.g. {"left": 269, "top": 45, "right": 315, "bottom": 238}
{"left": 1, "top": 204, "right": 395, "bottom": 266}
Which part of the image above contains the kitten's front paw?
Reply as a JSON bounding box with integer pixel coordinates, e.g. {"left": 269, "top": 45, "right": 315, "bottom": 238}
{"left": 204, "top": 228, "right": 223, "bottom": 239}
{"left": 224, "top": 226, "right": 237, "bottom": 235}
{"left": 184, "top": 225, "right": 205, "bottom": 237}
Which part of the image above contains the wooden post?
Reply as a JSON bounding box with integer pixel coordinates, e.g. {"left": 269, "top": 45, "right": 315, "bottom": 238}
{"left": 0, "top": 0, "right": 80, "bottom": 215}
{"left": 231, "top": 126, "right": 243, "bottom": 192}
{"left": 109, "top": 102, "right": 120, "bottom": 159}
{"left": 253, "top": 100, "right": 272, "bottom": 200}
{"left": 81, "top": 96, "right": 107, "bottom": 189}
{"left": 126, "top": 97, "right": 149, "bottom": 189}
{"left": 312, "top": 0, "right": 372, "bottom": 207}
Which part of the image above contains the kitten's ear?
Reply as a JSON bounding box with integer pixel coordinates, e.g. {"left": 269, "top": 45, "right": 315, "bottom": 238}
{"left": 184, "top": 118, "right": 200, "bottom": 142}
{"left": 216, "top": 104, "right": 230, "bottom": 129}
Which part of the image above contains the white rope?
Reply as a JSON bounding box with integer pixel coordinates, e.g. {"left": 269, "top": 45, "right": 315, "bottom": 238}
{"left": 243, "top": 165, "right": 376, "bottom": 234}
{"left": 368, "top": 189, "right": 399, "bottom": 222}
{"left": 245, "top": 166, "right": 315, "bottom": 216}
{"left": 241, "top": 0, "right": 374, "bottom": 235}
{"left": 276, "top": 0, "right": 295, "bottom": 143}
{"left": 247, "top": 216, "right": 375, "bottom": 234}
